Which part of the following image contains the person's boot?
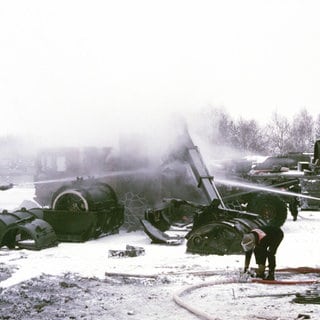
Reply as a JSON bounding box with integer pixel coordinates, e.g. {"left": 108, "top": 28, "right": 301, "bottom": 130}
{"left": 267, "top": 255, "right": 276, "bottom": 280}
{"left": 255, "top": 265, "right": 266, "bottom": 279}
{"left": 266, "top": 270, "right": 275, "bottom": 280}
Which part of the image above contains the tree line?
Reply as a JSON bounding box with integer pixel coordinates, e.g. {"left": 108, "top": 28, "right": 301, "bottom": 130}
{"left": 196, "top": 107, "right": 320, "bottom": 156}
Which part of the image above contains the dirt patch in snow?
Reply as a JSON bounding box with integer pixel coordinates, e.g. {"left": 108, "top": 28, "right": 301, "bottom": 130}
{"left": 1, "top": 271, "right": 320, "bottom": 320}
{"left": 0, "top": 273, "right": 199, "bottom": 320}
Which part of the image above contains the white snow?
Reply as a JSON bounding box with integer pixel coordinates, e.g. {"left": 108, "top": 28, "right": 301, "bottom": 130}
{"left": 1, "top": 186, "right": 320, "bottom": 319}
{"left": 0, "top": 187, "right": 319, "bottom": 279}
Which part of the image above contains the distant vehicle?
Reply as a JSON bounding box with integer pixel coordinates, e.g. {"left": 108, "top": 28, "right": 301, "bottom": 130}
{"left": 221, "top": 141, "right": 320, "bottom": 212}
{"left": 252, "top": 152, "right": 312, "bottom": 172}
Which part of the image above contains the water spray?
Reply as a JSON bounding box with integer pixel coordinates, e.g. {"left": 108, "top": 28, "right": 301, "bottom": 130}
{"left": 11, "top": 168, "right": 157, "bottom": 188}
{"left": 215, "top": 178, "right": 320, "bottom": 202}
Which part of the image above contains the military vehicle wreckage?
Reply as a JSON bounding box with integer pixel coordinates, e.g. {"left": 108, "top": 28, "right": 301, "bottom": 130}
{"left": 1, "top": 125, "right": 319, "bottom": 254}
{"left": 0, "top": 179, "right": 124, "bottom": 250}
{"left": 26, "top": 126, "right": 287, "bottom": 254}
{"left": 247, "top": 140, "right": 320, "bottom": 211}
{"left": 141, "top": 137, "right": 320, "bottom": 254}
{"left": 220, "top": 140, "right": 320, "bottom": 213}
{"left": 140, "top": 128, "right": 287, "bottom": 255}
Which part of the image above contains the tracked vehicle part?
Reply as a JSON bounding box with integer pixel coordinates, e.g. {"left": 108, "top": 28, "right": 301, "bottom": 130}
{"left": 143, "top": 124, "right": 272, "bottom": 255}
{"left": 0, "top": 209, "right": 57, "bottom": 250}
{"left": 28, "top": 179, "right": 124, "bottom": 242}
{"left": 143, "top": 196, "right": 268, "bottom": 254}
{"left": 186, "top": 210, "right": 267, "bottom": 255}
{"left": 144, "top": 207, "right": 171, "bottom": 232}
{"left": 140, "top": 219, "right": 185, "bottom": 245}
{"left": 144, "top": 198, "right": 198, "bottom": 232}
{"left": 186, "top": 222, "right": 241, "bottom": 255}
{"left": 0, "top": 179, "right": 124, "bottom": 248}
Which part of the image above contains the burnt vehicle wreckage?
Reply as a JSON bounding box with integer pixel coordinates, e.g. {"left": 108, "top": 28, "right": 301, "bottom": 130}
{"left": 1, "top": 126, "right": 320, "bottom": 254}
{"left": 141, "top": 135, "right": 320, "bottom": 255}
{"left": 141, "top": 128, "right": 286, "bottom": 255}
{"left": 0, "top": 179, "right": 124, "bottom": 250}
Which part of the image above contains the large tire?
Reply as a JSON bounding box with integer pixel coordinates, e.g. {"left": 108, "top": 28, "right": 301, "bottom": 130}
{"left": 246, "top": 193, "right": 287, "bottom": 227}
{"left": 51, "top": 180, "right": 119, "bottom": 212}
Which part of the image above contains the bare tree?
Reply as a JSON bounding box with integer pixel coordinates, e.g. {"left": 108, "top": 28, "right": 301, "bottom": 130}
{"left": 265, "top": 111, "right": 292, "bottom": 154}
{"left": 289, "top": 108, "right": 314, "bottom": 152}
{"left": 196, "top": 106, "right": 317, "bottom": 156}
{"left": 314, "top": 114, "right": 320, "bottom": 141}
{"left": 233, "top": 118, "right": 266, "bottom": 153}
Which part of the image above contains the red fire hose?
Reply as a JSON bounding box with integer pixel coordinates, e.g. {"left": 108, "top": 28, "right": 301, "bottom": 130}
{"left": 172, "top": 267, "right": 320, "bottom": 320}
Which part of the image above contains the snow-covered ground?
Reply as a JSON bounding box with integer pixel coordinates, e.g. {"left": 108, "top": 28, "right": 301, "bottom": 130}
{"left": 1, "top": 186, "right": 320, "bottom": 319}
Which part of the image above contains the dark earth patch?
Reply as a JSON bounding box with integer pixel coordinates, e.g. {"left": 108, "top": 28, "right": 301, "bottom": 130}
{"left": 0, "top": 273, "right": 195, "bottom": 320}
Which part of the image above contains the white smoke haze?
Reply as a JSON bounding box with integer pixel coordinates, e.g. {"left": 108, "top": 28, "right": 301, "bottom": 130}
{"left": 14, "top": 108, "right": 187, "bottom": 154}
{"left": 1, "top": 106, "right": 253, "bottom": 183}
{"left": 1, "top": 1, "right": 320, "bottom": 165}
{"left": 1, "top": 0, "right": 319, "bottom": 292}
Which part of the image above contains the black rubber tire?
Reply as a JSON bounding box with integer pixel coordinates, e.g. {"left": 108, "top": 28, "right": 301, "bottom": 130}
{"left": 247, "top": 193, "right": 287, "bottom": 227}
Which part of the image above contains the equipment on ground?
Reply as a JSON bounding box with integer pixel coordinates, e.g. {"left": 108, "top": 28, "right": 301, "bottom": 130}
{"left": 0, "top": 178, "right": 124, "bottom": 250}
{"left": 142, "top": 124, "right": 284, "bottom": 255}
{"left": 26, "top": 121, "right": 320, "bottom": 254}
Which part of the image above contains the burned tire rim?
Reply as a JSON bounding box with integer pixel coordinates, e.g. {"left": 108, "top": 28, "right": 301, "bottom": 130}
{"left": 52, "top": 190, "right": 89, "bottom": 212}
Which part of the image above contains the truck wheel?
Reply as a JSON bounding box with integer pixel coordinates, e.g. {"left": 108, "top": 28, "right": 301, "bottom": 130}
{"left": 247, "top": 193, "right": 287, "bottom": 227}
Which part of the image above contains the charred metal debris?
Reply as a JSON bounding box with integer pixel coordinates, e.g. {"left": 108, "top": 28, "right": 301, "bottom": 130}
{"left": 0, "top": 178, "right": 124, "bottom": 250}
{"left": 141, "top": 127, "right": 289, "bottom": 255}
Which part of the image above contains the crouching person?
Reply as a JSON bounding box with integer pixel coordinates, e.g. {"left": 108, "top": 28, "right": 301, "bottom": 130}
{"left": 241, "top": 226, "right": 284, "bottom": 280}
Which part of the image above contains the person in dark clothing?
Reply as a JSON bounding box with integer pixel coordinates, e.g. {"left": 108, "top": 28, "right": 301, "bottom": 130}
{"left": 241, "top": 225, "right": 284, "bottom": 280}
{"left": 288, "top": 184, "right": 300, "bottom": 221}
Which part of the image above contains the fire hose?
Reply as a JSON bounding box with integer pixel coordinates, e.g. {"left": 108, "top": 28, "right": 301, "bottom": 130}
{"left": 172, "top": 267, "right": 320, "bottom": 320}
{"left": 173, "top": 278, "right": 234, "bottom": 320}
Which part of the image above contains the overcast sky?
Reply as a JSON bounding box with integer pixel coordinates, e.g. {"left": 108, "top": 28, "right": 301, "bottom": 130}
{"left": 0, "top": 1, "right": 319, "bottom": 147}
